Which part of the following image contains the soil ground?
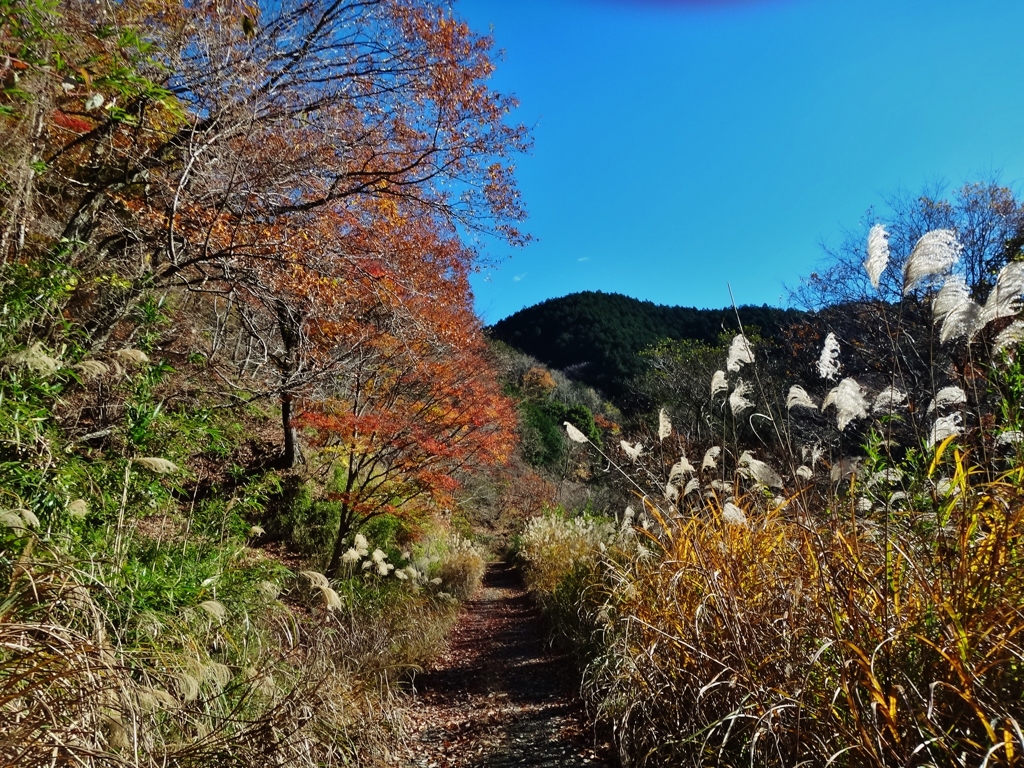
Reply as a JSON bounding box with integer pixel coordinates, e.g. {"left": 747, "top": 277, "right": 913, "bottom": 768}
{"left": 398, "top": 562, "right": 619, "bottom": 768}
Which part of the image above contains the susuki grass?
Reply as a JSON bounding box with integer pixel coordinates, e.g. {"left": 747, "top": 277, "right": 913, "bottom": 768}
{"left": 0, "top": 524, "right": 471, "bottom": 766}
{"left": 518, "top": 226, "right": 1024, "bottom": 767}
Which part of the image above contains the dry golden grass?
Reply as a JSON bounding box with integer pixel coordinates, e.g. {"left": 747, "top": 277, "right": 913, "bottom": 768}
{"left": 573, "top": 446, "right": 1024, "bottom": 767}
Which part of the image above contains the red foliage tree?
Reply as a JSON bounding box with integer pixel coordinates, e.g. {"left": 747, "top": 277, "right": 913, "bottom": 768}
{"left": 298, "top": 304, "right": 518, "bottom": 578}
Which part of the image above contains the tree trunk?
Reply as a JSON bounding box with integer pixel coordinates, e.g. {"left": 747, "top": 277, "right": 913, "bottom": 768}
{"left": 325, "top": 508, "right": 353, "bottom": 579}
{"left": 280, "top": 392, "right": 303, "bottom": 468}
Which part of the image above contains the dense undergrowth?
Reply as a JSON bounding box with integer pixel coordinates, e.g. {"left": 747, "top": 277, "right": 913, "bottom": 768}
{"left": 517, "top": 226, "right": 1024, "bottom": 767}
{"left": 0, "top": 339, "right": 489, "bottom": 765}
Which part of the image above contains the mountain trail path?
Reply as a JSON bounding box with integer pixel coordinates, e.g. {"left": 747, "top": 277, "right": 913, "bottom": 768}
{"left": 398, "top": 561, "right": 618, "bottom": 768}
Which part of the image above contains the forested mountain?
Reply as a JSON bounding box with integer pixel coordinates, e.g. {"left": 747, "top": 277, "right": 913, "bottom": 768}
{"left": 489, "top": 291, "right": 805, "bottom": 405}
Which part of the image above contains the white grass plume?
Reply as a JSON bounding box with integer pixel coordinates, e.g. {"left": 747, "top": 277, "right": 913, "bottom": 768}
{"left": 564, "top": 422, "right": 588, "bottom": 443}
{"left": 658, "top": 408, "right": 672, "bottom": 441}
{"left": 114, "top": 348, "right": 150, "bottom": 365}
{"left": 135, "top": 457, "right": 179, "bottom": 474}
{"left": 74, "top": 359, "right": 109, "bottom": 380}
{"left": 7, "top": 342, "right": 62, "bottom": 377}
{"left": 796, "top": 465, "right": 813, "bottom": 480}
{"left": 197, "top": 599, "right": 227, "bottom": 622}
{"left": 786, "top": 385, "right": 817, "bottom": 411}
{"left": 620, "top": 440, "right": 643, "bottom": 461}
{"left": 822, "top": 377, "right": 868, "bottom": 431}
{"left": 802, "top": 443, "right": 824, "bottom": 467}
{"left": 979, "top": 261, "right": 1024, "bottom": 328}
{"left": 996, "top": 430, "right": 1023, "bottom": 447}
{"left": 830, "top": 456, "right": 861, "bottom": 482}
{"left": 721, "top": 502, "right": 748, "bottom": 527}
{"left": 669, "top": 455, "right": 695, "bottom": 481}
{"left": 928, "top": 413, "right": 963, "bottom": 448}
{"left": 872, "top": 386, "right": 907, "bottom": 414}
{"left": 701, "top": 445, "right": 721, "bottom": 471}
{"left": 67, "top": 499, "right": 89, "bottom": 519}
{"left": 317, "top": 585, "right": 343, "bottom": 611}
{"left": 683, "top": 478, "right": 700, "bottom": 496}
{"left": 737, "top": 451, "right": 783, "bottom": 488}
{"left": 729, "top": 379, "right": 753, "bottom": 415}
{"left": 933, "top": 275, "right": 981, "bottom": 343}
{"left": 995, "top": 320, "right": 1024, "bottom": 355}
{"left": 927, "top": 385, "right": 966, "bottom": 413}
{"left": 817, "top": 333, "right": 840, "bottom": 381}
{"left": 710, "top": 370, "right": 728, "bottom": 399}
{"left": 903, "top": 229, "right": 963, "bottom": 294}
{"left": 0, "top": 508, "right": 38, "bottom": 530}
{"left": 726, "top": 334, "right": 754, "bottom": 373}
{"left": 258, "top": 581, "right": 281, "bottom": 599}
{"left": 864, "top": 224, "right": 890, "bottom": 289}
{"left": 299, "top": 570, "right": 330, "bottom": 589}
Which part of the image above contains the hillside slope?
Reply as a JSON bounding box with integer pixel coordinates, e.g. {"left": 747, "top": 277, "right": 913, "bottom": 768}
{"left": 488, "top": 291, "right": 804, "bottom": 405}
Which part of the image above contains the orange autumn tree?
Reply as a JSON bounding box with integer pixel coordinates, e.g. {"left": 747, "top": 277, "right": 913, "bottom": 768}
{"left": 4, "top": 0, "right": 528, "bottom": 356}
{"left": 296, "top": 276, "right": 517, "bottom": 578}
{"left": 301, "top": 332, "right": 517, "bottom": 578}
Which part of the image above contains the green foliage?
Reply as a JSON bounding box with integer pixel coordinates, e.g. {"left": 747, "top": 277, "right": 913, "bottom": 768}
{"left": 520, "top": 399, "right": 601, "bottom": 469}
{"left": 265, "top": 474, "right": 340, "bottom": 558}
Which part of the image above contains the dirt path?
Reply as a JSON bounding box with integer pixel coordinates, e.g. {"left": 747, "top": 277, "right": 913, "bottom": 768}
{"left": 399, "top": 562, "right": 618, "bottom": 768}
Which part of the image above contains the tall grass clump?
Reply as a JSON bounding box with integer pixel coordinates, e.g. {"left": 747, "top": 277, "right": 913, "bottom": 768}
{"left": 516, "top": 508, "right": 635, "bottom": 654}
{"left": 586, "top": 453, "right": 1024, "bottom": 767}
{"left": 432, "top": 532, "right": 488, "bottom": 600}
{"left": 517, "top": 226, "right": 1024, "bottom": 766}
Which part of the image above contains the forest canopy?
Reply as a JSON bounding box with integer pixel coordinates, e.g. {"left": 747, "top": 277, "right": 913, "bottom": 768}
{"left": 488, "top": 290, "right": 804, "bottom": 406}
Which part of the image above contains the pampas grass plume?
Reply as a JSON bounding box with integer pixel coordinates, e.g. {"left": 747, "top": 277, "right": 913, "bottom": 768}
{"left": 729, "top": 379, "right": 753, "bottom": 415}
{"left": 7, "top": 342, "right": 62, "bottom": 376}
{"left": 300, "top": 570, "right": 330, "bottom": 589}
{"left": 669, "top": 455, "right": 695, "bottom": 480}
{"left": 74, "top": 359, "right": 109, "bottom": 380}
{"left": 933, "top": 275, "right": 981, "bottom": 343}
{"left": 872, "top": 386, "right": 907, "bottom": 414}
{"left": 114, "top": 348, "right": 150, "bottom": 365}
{"left": 136, "top": 457, "right": 179, "bottom": 474}
{"left": 818, "top": 332, "right": 841, "bottom": 380}
{"left": 737, "top": 451, "right": 783, "bottom": 488}
{"left": 928, "top": 413, "right": 963, "bottom": 447}
{"left": 903, "top": 229, "right": 963, "bottom": 294}
{"left": 67, "top": 498, "right": 89, "bottom": 519}
{"left": 726, "top": 334, "right": 753, "bottom": 373}
{"left": 198, "top": 599, "right": 227, "bottom": 622}
{"left": 822, "top": 377, "right": 869, "bottom": 431}
{"left": 786, "top": 385, "right": 817, "bottom": 410}
{"left": 927, "top": 385, "right": 966, "bottom": 413}
{"left": 658, "top": 408, "right": 672, "bottom": 441}
{"left": 701, "top": 445, "right": 721, "bottom": 471}
{"left": 995, "top": 320, "right": 1024, "bottom": 355}
{"left": 710, "top": 370, "right": 728, "bottom": 398}
{"left": 864, "top": 224, "right": 890, "bottom": 289}
{"left": 620, "top": 440, "right": 643, "bottom": 461}
{"left": 980, "top": 261, "right": 1024, "bottom": 328}
{"left": 721, "top": 502, "right": 748, "bottom": 527}
{"left": 564, "top": 422, "right": 589, "bottom": 444}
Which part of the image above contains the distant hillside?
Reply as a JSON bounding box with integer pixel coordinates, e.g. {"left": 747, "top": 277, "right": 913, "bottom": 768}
{"left": 488, "top": 291, "right": 805, "bottom": 406}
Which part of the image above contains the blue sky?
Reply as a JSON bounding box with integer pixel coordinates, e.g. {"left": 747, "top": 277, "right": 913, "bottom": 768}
{"left": 457, "top": 0, "right": 1024, "bottom": 324}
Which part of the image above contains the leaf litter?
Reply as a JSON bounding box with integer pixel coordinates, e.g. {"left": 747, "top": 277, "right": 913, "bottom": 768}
{"left": 399, "top": 562, "right": 616, "bottom": 767}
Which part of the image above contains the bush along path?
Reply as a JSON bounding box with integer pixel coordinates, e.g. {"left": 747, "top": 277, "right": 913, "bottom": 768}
{"left": 399, "top": 562, "right": 617, "bottom": 767}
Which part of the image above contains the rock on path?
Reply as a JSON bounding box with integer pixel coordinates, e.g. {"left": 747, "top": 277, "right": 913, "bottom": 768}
{"left": 399, "top": 562, "right": 617, "bottom": 768}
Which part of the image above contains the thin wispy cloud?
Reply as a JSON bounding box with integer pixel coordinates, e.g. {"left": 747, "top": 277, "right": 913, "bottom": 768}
{"left": 577, "top": 257, "right": 591, "bottom": 263}
{"left": 513, "top": 273, "right": 527, "bottom": 282}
